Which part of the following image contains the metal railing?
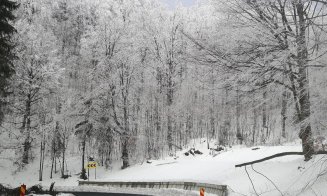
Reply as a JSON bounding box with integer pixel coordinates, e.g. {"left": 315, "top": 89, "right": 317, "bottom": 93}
{"left": 79, "top": 180, "right": 228, "bottom": 196}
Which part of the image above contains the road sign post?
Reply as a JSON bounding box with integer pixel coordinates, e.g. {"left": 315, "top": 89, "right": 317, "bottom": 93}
{"left": 87, "top": 161, "right": 97, "bottom": 180}
{"left": 200, "top": 187, "right": 205, "bottom": 196}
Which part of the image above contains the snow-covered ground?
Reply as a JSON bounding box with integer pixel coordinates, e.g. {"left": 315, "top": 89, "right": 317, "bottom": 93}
{"left": 99, "top": 140, "right": 327, "bottom": 196}
{"left": 1, "top": 140, "right": 327, "bottom": 196}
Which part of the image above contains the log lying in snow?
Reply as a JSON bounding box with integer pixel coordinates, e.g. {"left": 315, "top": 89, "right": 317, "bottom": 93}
{"left": 184, "top": 148, "right": 203, "bottom": 156}
{"left": 235, "top": 151, "right": 327, "bottom": 168}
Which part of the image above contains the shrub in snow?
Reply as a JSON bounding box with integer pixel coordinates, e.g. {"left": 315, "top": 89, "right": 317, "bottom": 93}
{"left": 314, "top": 136, "right": 326, "bottom": 151}
{"left": 184, "top": 148, "right": 203, "bottom": 156}
{"left": 0, "top": 184, "right": 20, "bottom": 196}
{"left": 194, "top": 150, "right": 203, "bottom": 155}
{"left": 209, "top": 146, "right": 227, "bottom": 157}
{"left": 27, "top": 184, "right": 44, "bottom": 194}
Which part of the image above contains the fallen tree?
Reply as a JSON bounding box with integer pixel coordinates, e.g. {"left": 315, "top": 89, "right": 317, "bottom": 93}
{"left": 235, "top": 151, "right": 327, "bottom": 168}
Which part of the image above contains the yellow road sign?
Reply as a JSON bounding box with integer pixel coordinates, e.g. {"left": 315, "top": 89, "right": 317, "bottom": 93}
{"left": 87, "top": 161, "right": 97, "bottom": 168}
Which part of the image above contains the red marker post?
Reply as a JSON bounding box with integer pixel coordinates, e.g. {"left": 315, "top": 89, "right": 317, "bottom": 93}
{"left": 200, "top": 187, "right": 205, "bottom": 196}
{"left": 20, "top": 184, "right": 26, "bottom": 196}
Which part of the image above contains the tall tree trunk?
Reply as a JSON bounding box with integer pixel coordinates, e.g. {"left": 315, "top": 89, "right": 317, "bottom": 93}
{"left": 54, "top": 121, "right": 60, "bottom": 174}
{"left": 262, "top": 91, "right": 268, "bottom": 143}
{"left": 236, "top": 86, "right": 242, "bottom": 143}
{"left": 61, "top": 133, "right": 66, "bottom": 178}
{"left": 80, "top": 137, "right": 87, "bottom": 179}
{"left": 145, "top": 109, "right": 152, "bottom": 159}
{"left": 209, "top": 107, "right": 215, "bottom": 141}
{"left": 154, "top": 96, "right": 161, "bottom": 159}
{"left": 210, "top": 67, "right": 216, "bottom": 140}
{"left": 122, "top": 95, "right": 130, "bottom": 169}
{"left": 121, "top": 133, "right": 129, "bottom": 169}
{"left": 39, "top": 139, "right": 44, "bottom": 181}
{"left": 50, "top": 155, "right": 54, "bottom": 179}
{"left": 22, "top": 94, "right": 32, "bottom": 165}
{"left": 222, "top": 87, "right": 230, "bottom": 146}
{"left": 41, "top": 140, "right": 45, "bottom": 179}
{"left": 167, "top": 60, "right": 174, "bottom": 153}
{"left": 252, "top": 99, "right": 257, "bottom": 145}
{"left": 167, "top": 113, "right": 173, "bottom": 152}
{"left": 281, "top": 90, "right": 287, "bottom": 138}
{"left": 50, "top": 137, "right": 55, "bottom": 179}
{"left": 167, "top": 84, "right": 173, "bottom": 153}
{"left": 296, "top": 1, "right": 314, "bottom": 161}
{"left": 54, "top": 99, "right": 61, "bottom": 173}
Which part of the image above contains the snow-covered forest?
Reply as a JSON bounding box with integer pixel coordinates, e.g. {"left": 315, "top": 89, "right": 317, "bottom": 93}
{"left": 1, "top": 0, "right": 327, "bottom": 189}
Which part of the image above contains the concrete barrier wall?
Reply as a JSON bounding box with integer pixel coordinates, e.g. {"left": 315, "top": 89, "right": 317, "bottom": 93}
{"left": 78, "top": 181, "right": 228, "bottom": 196}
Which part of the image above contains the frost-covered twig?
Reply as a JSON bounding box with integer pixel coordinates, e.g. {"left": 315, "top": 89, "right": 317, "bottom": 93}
{"left": 299, "top": 157, "right": 327, "bottom": 194}
{"left": 245, "top": 166, "right": 259, "bottom": 196}
{"left": 251, "top": 165, "right": 284, "bottom": 196}
{"left": 227, "top": 185, "right": 248, "bottom": 196}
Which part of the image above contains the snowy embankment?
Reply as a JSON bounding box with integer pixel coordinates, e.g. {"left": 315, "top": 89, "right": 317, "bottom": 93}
{"left": 1, "top": 140, "right": 327, "bottom": 196}
{"left": 98, "top": 141, "right": 327, "bottom": 196}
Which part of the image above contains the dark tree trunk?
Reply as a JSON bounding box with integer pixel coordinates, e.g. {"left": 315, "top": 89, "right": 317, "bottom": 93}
{"left": 210, "top": 68, "right": 216, "bottom": 140}
{"left": 252, "top": 100, "right": 257, "bottom": 145}
{"left": 121, "top": 133, "right": 129, "bottom": 169}
{"left": 281, "top": 90, "right": 288, "bottom": 138}
{"left": 22, "top": 94, "right": 32, "bottom": 165}
{"left": 121, "top": 93, "right": 130, "bottom": 169}
{"left": 154, "top": 97, "right": 161, "bottom": 159}
{"left": 166, "top": 59, "right": 174, "bottom": 153}
{"left": 50, "top": 143, "right": 55, "bottom": 179}
{"left": 167, "top": 83, "right": 173, "bottom": 153}
{"left": 185, "top": 114, "right": 192, "bottom": 147}
{"left": 50, "top": 156, "right": 54, "bottom": 179}
{"left": 209, "top": 107, "right": 215, "bottom": 139}
{"left": 145, "top": 109, "right": 152, "bottom": 159}
{"left": 50, "top": 132, "right": 57, "bottom": 178}
{"left": 39, "top": 139, "right": 45, "bottom": 181}
{"left": 295, "top": 2, "right": 314, "bottom": 161}
{"left": 80, "top": 137, "right": 87, "bottom": 179}
{"left": 236, "top": 86, "right": 242, "bottom": 143}
{"left": 222, "top": 87, "right": 230, "bottom": 146}
{"left": 262, "top": 91, "right": 268, "bottom": 143}
{"left": 61, "top": 133, "right": 66, "bottom": 178}
{"left": 167, "top": 114, "right": 173, "bottom": 152}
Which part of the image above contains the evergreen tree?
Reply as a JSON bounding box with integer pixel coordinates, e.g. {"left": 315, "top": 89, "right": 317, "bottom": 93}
{"left": 0, "top": 0, "right": 18, "bottom": 124}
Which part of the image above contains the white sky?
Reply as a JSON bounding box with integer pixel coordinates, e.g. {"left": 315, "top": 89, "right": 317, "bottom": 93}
{"left": 160, "top": 0, "right": 197, "bottom": 9}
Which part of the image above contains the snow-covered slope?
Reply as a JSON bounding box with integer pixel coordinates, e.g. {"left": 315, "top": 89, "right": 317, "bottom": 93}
{"left": 99, "top": 140, "right": 327, "bottom": 196}
{"left": 1, "top": 140, "right": 327, "bottom": 196}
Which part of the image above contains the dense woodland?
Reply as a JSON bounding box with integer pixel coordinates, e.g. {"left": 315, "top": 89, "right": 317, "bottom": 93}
{"left": 1, "top": 0, "right": 327, "bottom": 180}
